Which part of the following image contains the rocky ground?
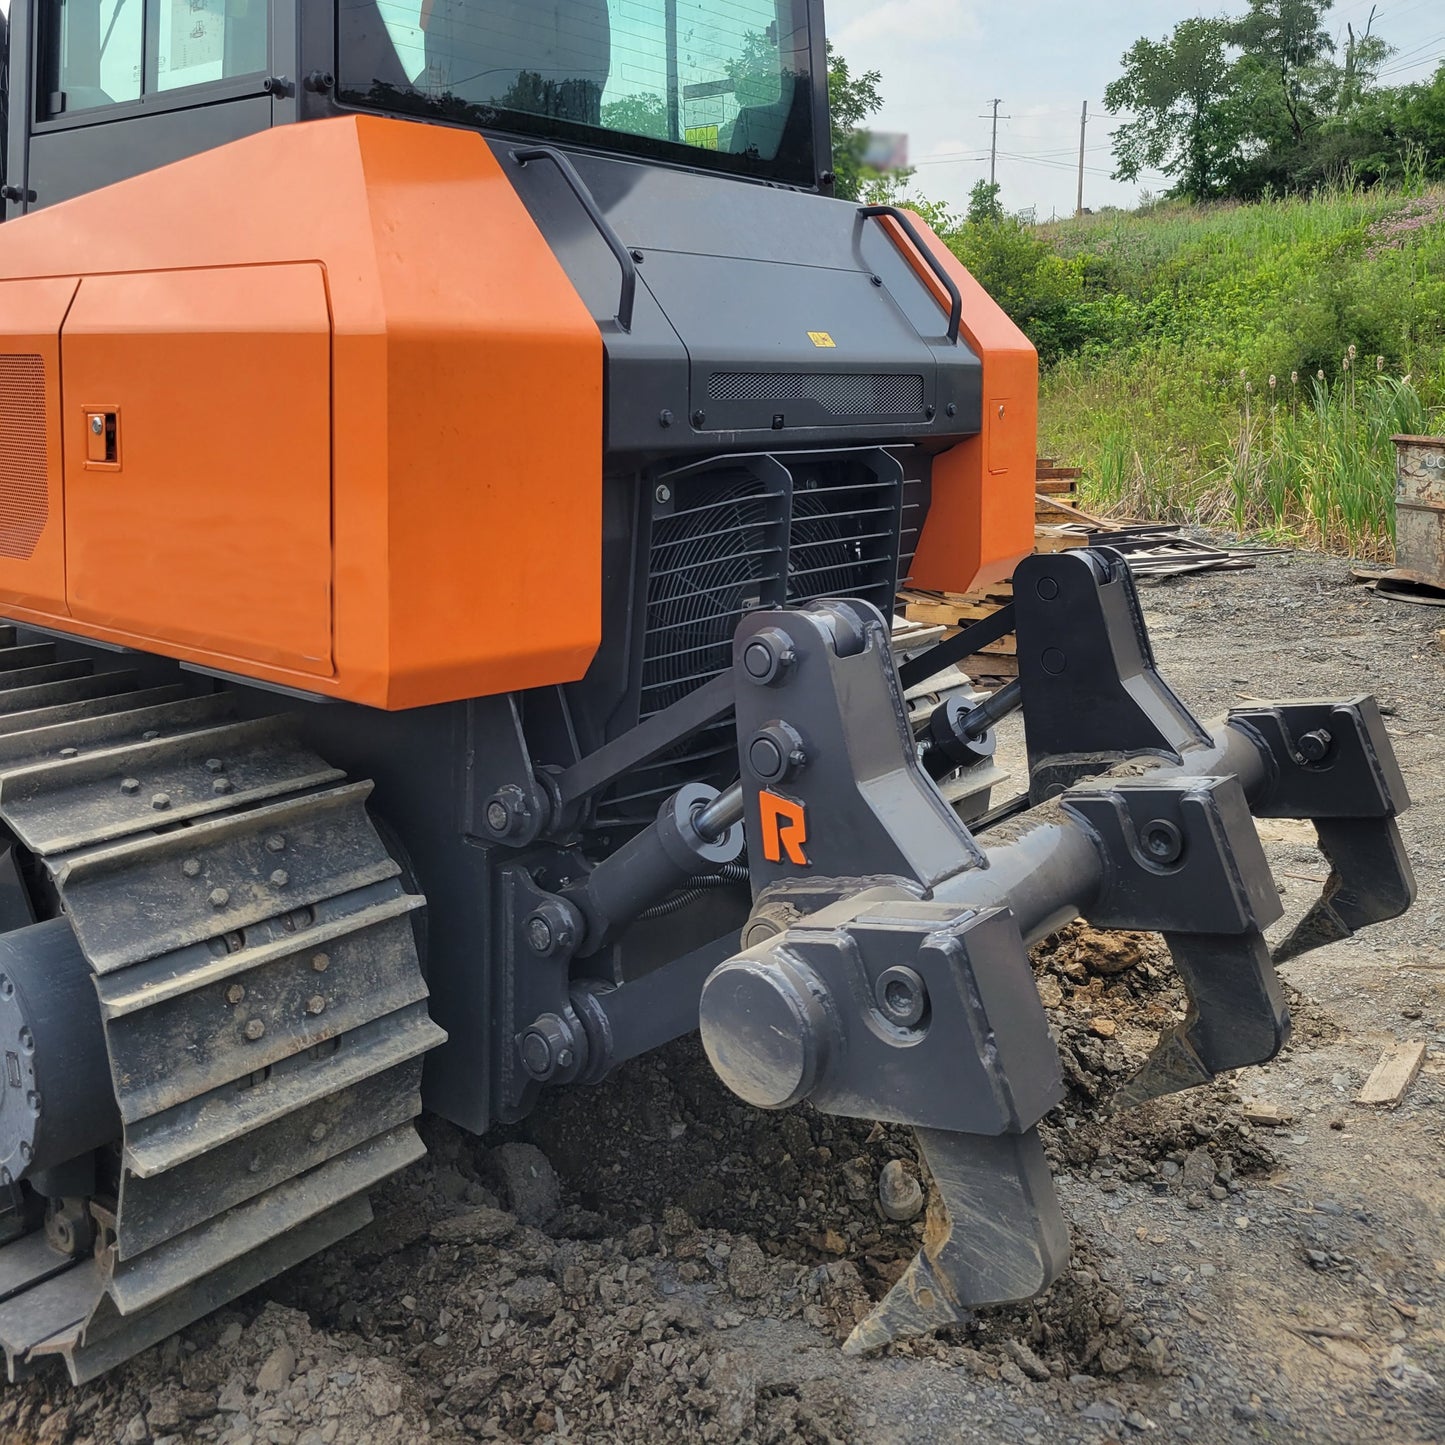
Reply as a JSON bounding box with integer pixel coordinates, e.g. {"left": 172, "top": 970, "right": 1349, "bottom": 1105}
{"left": 2, "top": 548, "right": 1442, "bottom": 1445}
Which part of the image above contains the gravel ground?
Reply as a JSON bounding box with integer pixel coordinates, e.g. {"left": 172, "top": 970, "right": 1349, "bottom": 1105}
{"left": 2, "top": 548, "right": 1442, "bottom": 1445}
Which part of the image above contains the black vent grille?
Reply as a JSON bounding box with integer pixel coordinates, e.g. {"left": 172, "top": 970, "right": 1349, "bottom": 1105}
{"left": 708, "top": 371, "right": 926, "bottom": 417}
{"left": 595, "top": 454, "right": 906, "bottom": 828}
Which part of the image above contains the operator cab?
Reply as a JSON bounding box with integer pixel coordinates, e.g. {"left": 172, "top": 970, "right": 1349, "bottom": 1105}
{"left": 1, "top": 0, "right": 828, "bottom": 215}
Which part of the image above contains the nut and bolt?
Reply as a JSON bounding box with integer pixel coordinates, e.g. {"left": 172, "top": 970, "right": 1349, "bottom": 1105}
{"left": 226, "top": 984, "right": 246, "bottom": 1005}
{"left": 312, "top": 953, "right": 330, "bottom": 973}
{"left": 655, "top": 483, "right": 672, "bottom": 504}
{"left": 243, "top": 1018, "right": 265, "bottom": 1041}
{"left": 520, "top": 1013, "right": 580, "bottom": 1081}
{"left": 524, "top": 899, "right": 577, "bottom": 958}
{"left": 209, "top": 887, "right": 231, "bottom": 909}
{"left": 120, "top": 778, "right": 140, "bottom": 795}
{"left": 1297, "top": 728, "right": 1332, "bottom": 764}
{"left": 266, "top": 834, "right": 286, "bottom": 853}
{"left": 270, "top": 869, "right": 290, "bottom": 888}
{"left": 305, "top": 995, "right": 326, "bottom": 1015}
{"left": 182, "top": 858, "right": 201, "bottom": 878}
{"left": 484, "top": 785, "right": 534, "bottom": 841}
{"left": 205, "top": 758, "right": 225, "bottom": 773}
{"left": 151, "top": 792, "right": 171, "bottom": 810}
{"left": 212, "top": 777, "right": 233, "bottom": 795}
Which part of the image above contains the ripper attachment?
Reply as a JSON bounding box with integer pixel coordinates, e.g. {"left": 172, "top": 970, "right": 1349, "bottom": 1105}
{"left": 696, "top": 547, "right": 1414, "bottom": 1353}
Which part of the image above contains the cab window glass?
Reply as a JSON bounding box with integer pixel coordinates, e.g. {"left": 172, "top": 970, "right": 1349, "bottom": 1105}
{"left": 45, "top": 0, "right": 266, "bottom": 115}
{"left": 153, "top": 0, "right": 267, "bottom": 91}
{"left": 56, "top": 0, "right": 143, "bottom": 112}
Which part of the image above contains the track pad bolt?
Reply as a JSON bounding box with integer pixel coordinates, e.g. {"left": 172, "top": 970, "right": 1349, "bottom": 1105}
{"left": 151, "top": 792, "right": 171, "bottom": 810}
{"left": 266, "top": 835, "right": 287, "bottom": 853}
{"left": 243, "top": 1018, "right": 265, "bottom": 1041}
{"left": 209, "top": 887, "right": 231, "bottom": 908}
{"left": 1140, "top": 818, "right": 1184, "bottom": 867}
{"left": 312, "top": 953, "right": 330, "bottom": 973}
{"left": 226, "top": 984, "right": 246, "bottom": 1005}
{"left": 879, "top": 1160, "right": 925, "bottom": 1222}
{"left": 182, "top": 858, "right": 201, "bottom": 878}
{"left": 120, "top": 778, "right": 140, "bottom": 795}
{"left": 213, "top": 778, "right": 233, "bottom": 795}
{"left": 270, "top": 870, "right": 290, "bottom": 888}
{"left": 306, "top": 995, "right": 326, "bottom": 1015}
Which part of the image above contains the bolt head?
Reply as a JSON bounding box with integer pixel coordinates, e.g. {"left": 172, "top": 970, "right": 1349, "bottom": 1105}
{"left": 270, "top": 869, "right": 290, "bottom": 888}
{"left": 226, "top": 984, "right": 246, "bottom": 1005}
{"left": 521, "top": 1030, "right": 554, "bottom": 1078}
{"left": 243, "top": 1017, "right": 265, "bottom": 1040}
{"left": 182, "top": 858, "right": 201, "bottom": 878}
{"left": 266, "top": 834, "right": 287, "bottom": 853}
{"left": 312, "top": 953, "right": 330, "bottom": 973}
{"left": 310, "top": 1123, "right": 328, "bottom": 1143}
{"left": 209, "top": 887, "right": 231, "bottom": 908}
{"left": 655, "top": 483, "right": 672, "bottom": 503}
{"left": 485, "top": 800, "right": 510, "bottom": 833}
{"left": 205, "top": 758, "right": 225, "bottom": 773}
{"left": 212, "top": 777, "right": 233, "bottom": 795}
{"left": 306, "top": 995, "right": 326, "bottom": 1015}
{"left": 527, "top": 916, "right": 554, "bottom": 954}
{"left": 151, "top": 792, "right": 171, "bottom": 810}
{"left": 120, "top": 777, "right": 140, "bottom": 795}
{"left": 1141, "top": 818, "right": 1184, "bottom": 866}
{"left": 89, "top": 414, "right": 104, "bottom": 435}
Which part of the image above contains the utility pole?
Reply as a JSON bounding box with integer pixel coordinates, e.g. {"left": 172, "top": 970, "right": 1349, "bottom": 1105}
{"left": 980, "top": 98, "right": 1008, "bottom": 186}
{"left": 1076, "top": 100, "right": 1089, "bottom": 218}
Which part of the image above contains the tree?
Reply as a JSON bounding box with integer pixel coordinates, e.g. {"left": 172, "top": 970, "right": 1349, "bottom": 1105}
{"left": 1227, "top": 0, "right": 1335, "bottom": 148}
{"left": 967, "top": 180, "right": 1004, "bottom": 225}
{"left": 1105, "top": 18, "right": 1243, "bottom": 199}
{"left": 827, "top": 42, "right": 884, "bottom": 200}
{"left": 600, "top": 92, "right": 671, "bottom": 141}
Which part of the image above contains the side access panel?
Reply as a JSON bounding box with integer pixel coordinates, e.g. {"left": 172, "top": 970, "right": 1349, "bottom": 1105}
{"left": 0, "top": 278, "right": 80, "bottom": 614}
{"left": 61, "top": 264, "right": 333, "bottom": 676}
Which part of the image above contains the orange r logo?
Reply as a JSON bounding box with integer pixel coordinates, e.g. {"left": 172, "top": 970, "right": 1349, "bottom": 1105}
{"left": 759, "top": 791, "right": 809, "bottom": 866}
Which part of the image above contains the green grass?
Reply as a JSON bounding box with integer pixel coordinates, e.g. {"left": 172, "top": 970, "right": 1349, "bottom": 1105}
{"left": 1033, "top": 185, "right": 1445, "bottom": 557}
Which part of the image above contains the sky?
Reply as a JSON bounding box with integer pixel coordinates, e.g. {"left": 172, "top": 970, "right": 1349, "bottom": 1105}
{"left": 826, "top": 0, "right": 1445, "bottom": 219}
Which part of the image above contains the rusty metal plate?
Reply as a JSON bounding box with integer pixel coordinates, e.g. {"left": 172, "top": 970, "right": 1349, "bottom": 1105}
{"left": 54, "top": 783, "right": 400, "bottom": 973}
{"left": 0, "top": 716, "right": 341, "bottom": 854}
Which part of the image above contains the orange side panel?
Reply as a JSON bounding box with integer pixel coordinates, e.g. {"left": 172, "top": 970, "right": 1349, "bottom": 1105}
{"left": 0, "top": 117, "right": 603, "bottom": 709}
{"left": 0, "top": 277, "right": 80, "bottom": 614}
{"left": 886, "top": 215, "right": 1038, "bottom": 595}
{"left": 63, "top": 265, "right": 334, "bottom": 676}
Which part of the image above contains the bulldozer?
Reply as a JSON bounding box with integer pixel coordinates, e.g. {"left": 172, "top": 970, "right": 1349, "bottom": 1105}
{"left": 0, "top": 0, "right": 1415, "bottom": 1383}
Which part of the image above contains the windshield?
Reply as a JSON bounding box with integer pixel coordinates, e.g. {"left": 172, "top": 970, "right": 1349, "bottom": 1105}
{"left": 337, "top": 0, "right": 818, "bottom": 187}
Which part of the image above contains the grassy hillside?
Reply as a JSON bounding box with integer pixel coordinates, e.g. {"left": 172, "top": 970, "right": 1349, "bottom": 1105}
{"left": 1027, "top": 186, "right": 1445, "bottom": 557}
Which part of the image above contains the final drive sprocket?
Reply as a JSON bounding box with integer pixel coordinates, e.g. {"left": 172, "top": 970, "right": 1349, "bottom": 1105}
{"left": 0, "top": 627, "right": 443, "bottom": 1382}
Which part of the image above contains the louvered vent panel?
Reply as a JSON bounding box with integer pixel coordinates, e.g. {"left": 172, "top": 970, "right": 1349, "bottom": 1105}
{"left": 594, "top": 459, "right": 907, "bottom": 828}
{"left": 708, "top": 372, "right": 925, "bottom": 417}
{"left": 0, "top": 356, "right": 48, "bottom": 561}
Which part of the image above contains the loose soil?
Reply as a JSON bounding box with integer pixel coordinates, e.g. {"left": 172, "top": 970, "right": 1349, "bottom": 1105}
{"left": 2, "top": 548, "right": 1443, "bottom": 1444}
